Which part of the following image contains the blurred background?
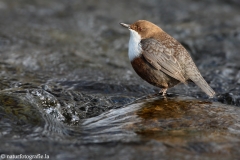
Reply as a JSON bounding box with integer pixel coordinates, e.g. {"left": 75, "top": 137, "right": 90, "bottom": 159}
{"left": 0, "top": 0, "right": 240, "bottom": 159}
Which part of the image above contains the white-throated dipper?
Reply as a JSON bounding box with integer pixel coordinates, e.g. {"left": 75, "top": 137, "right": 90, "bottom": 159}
{"left": 120, "top": 20, "right": 215, "bottom": 97}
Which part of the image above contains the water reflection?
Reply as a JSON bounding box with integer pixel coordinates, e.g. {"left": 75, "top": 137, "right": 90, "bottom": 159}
{"left": 137, "top": 97, "right": 195, "bottom": 119}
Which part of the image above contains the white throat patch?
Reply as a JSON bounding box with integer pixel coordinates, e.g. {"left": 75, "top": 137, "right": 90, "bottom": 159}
{"left": 128, "top": 29, "right": 142, "bottom": 61}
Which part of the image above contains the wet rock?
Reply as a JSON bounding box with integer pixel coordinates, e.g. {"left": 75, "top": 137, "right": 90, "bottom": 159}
{"left": 82, "top": 95, "right": 240, "bottom": 159}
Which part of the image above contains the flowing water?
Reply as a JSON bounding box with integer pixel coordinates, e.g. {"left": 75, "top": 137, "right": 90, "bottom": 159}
{"left": 1, "top": 0, "right": 240, "bottom": 159}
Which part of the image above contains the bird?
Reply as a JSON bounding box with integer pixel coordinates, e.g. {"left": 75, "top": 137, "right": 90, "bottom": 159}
{"left": 120, "top": 20, "right": 215, "bottom": 97}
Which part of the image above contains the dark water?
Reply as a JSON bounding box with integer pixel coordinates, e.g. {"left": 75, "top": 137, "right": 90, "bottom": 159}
{"left": 1, "top": 0, "right": 240, "bottom": 159}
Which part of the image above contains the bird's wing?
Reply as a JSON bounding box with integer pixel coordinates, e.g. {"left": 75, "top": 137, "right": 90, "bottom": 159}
{"left": 141, "top": 38, "right": 186, "bottom": 83}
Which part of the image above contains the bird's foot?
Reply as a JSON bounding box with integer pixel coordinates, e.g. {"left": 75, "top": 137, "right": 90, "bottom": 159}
{"left": 159, "top": 88, "right": 167, "bottom": 97}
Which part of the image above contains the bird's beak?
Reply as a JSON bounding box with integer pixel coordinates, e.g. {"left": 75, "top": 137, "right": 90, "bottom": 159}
{"left": 120, "top": 23, "right": 130, "bottom": 29}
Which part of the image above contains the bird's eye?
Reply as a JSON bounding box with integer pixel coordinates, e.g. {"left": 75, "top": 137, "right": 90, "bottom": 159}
{"left": 138, "top": 27, "right": 146, "bottom": 32}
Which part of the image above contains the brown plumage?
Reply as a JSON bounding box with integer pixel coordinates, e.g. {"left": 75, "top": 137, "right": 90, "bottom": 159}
{"left": 120, "top": 20, "right": 215, "bottom": 97}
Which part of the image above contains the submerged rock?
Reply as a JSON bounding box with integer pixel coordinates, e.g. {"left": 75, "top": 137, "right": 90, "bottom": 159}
{"left": 82, "top": 94, "right": 240, "bottom": 159}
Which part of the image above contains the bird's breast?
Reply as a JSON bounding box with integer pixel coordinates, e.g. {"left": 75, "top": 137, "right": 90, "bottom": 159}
{"left": 131, "top": 56, "right": 180, "bottom": 88}
{"left": 128, "top": 29, "right": 142, "bottom": 61}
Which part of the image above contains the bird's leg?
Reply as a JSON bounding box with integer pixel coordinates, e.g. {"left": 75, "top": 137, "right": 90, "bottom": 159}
{"left": 160, "top": 88, "right": 167, "bottom": 96}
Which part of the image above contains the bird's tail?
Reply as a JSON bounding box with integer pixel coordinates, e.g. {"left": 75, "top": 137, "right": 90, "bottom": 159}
{"left": 187, "top": 66, "right": 215, "bottom": 98}
{"left": 192, "top": 77, "right": 215, "bottom": 98}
